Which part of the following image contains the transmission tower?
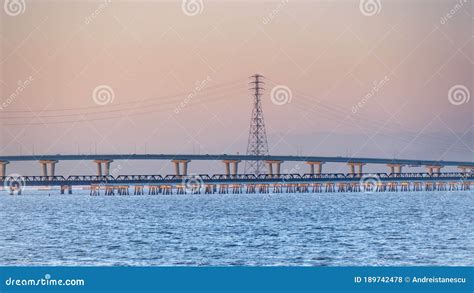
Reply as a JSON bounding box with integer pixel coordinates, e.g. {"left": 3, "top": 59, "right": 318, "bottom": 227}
{"left": 245, "top": 74, "right": 269, "bottom": 175}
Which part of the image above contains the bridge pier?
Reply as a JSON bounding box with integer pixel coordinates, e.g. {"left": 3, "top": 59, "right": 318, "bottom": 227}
{"left": 222, "top": 160, "right": 241, "bottom": 176}
{"left": 426, "top": 165, "right": 443, "bottom": 174}
{"left": 265, "top": 160, "right": 283, "bottom": 175}
{"left": 90, "top": 185, "right": 100, "bottom": 196}
{"left": 9, "top": 184, "right": 22, "bottom": 195}
{"left": 39, "top": 160, "right": 58, "bottom": 177}
{"left": 60, "top": 185, "right": 72, "bottom": 195}
{"left": 387, "top": 163, "right": 404, "bottom": 174}
{"left": 0, "top": 161, "right": 9, "bottom": 177}
{"left": 172, "top": 159, "right": 190, "bottom": 176}
{"left": 347, "top": 162, "right": 365, "bottom": 175}
{"left": 94, "top": 160, "right": 113, "bottom": 176}
{"left": 306, "top": 161, "right": 324, "bottom": 174}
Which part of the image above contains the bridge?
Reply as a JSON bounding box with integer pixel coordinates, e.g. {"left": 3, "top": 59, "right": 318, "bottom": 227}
{"left": 0, "top": 154, "right": 473, "bottom": 178}
{"left": 1, "top": 153, "right": 472, "bottom": 196}
{"left": 1, "top": 172, "right": 472, "bottom": 195}
{"left": 1, "top": 75, "right": 472, "bottom": 195}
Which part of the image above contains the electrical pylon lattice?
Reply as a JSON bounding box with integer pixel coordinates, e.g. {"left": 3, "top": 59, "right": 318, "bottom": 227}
{"left": 245, "top": 74, "right": 269, "bottom": 175}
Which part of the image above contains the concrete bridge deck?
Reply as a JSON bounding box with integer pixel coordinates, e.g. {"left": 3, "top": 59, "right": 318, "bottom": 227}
{"left": 0, "top": 154, "right": 473, "bottom": 178}
{"left": 0, "top": 154, "right": 472, "bottom": 166}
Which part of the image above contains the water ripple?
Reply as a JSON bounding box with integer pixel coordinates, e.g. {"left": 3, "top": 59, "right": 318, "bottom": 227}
{"left": 0, "top": 191, "right": 473, "bottom": 266}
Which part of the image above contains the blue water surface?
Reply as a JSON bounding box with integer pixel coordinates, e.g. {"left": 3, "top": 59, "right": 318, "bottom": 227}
{"left": 0, "top": 190, "right": 473, "bottom": 266}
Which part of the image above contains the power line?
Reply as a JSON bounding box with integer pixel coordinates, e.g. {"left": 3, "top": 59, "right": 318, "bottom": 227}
{"left": 0, "top": 79, "right": 248, "bottom": 115}
{"left": 0, "top": 89, "right": 247, "bottom": 126}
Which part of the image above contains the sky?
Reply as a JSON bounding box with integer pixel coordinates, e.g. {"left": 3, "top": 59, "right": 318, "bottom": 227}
{"left": 0, "top": 0, "right": 473, "bottom": 175}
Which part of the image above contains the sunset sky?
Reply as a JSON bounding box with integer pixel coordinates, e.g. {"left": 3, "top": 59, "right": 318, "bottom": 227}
{"left": 1, "top": 0, "right": 472, "bottom": 175}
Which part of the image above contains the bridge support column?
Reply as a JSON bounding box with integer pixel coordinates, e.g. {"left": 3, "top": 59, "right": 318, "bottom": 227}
{"left": 0, "top": 161, "right": 9, "bottom": 177}
{"left": 224, "top": 161, "right": 230, "bottom": 175}
{"left": 94, "top": 160, "right": 114, "bottom": 176}
{"left": 232, "top": 160, "right": 240, "bottom": 175}
{"left": 39, "top": 160, "right": 58, "bottom": 177}
{"left": 41, "top": 162, "right": 47, "bottom": 176}
{"left": 222, "top": 160, "right": 241, "bottom": 175}
{"left": 104, "top": 161, "right": 111, "bottom": 176}
{"left": 267, "top": 162, "right": 273, "bottom": 175}
{"left": 265, "top": 160, "right": 283, "bottom": 175}
{"left": 347, "top": 162, "right": 365, "bottom": 175}
{"left": 172, "top": 160, "right": 190, "bottom": 176}
{"left": 387, "top": 164, "right": 404, "bottom": 174}
{"left": 51, "top": 162, "right": 56, "bottom": 177}
{"left": 426, "top": 165, "right": 443, "bottom": 174}
{"left": 97, "top": 163, "right": 102, "bottom": 177}
{"left": 174, "top": 161, "right": 180, "bottom": 176}
{"left": 306, "top": 161, "right": 324, "bottom": 174}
